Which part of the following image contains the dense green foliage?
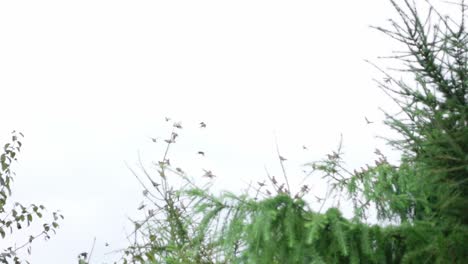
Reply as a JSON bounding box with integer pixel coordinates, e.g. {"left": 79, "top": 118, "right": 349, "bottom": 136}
{"left": 0, "top": 132, "right": 63, "bottom": 264}
{"left": 118, "top": 0, "right": 467, "bottom": 263}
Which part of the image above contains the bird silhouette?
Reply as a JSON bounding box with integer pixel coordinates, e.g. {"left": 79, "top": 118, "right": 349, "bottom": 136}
{"left": 365, "top": 117, "right": 374, "bottom": 124}
{"left": 202, "top": 169, "right": 215, "bottom": 178}
{"left": 200, "top": 122, "right": 206, "bottom": 128}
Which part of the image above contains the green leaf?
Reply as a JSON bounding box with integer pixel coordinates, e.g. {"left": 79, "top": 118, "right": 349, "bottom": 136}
{"left": 27, "top": 214, "right": 33, "bottom": 225}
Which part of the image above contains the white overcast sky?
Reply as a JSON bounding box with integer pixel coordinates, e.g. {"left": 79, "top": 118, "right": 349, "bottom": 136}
{"left": 0, "top": 0, "right": 432, "bottom": 263}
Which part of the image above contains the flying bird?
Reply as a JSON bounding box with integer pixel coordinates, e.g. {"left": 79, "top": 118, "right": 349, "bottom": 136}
{"left": 279, "top": 155, "right": 287, "bottom": 161}
{"left": 176, "top": 167, "right": 184, "bottom": 174}
{"left": 197, "top": 151, "right": 205, "bottom": 156}
{"left": 365, "top": 117, "right": 374, "bottom": 124}
{"left": 202, "top": 169, "right": 215, "bottom": 179}
{"left": 200, "top": 122, "right": 206, "bottom": 128}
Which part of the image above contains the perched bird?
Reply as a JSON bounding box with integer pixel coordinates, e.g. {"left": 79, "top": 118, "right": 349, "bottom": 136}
{"left": 200, "top": 122, "right": 206, "bottom": 128}
{"left": 164, "top": 133, "right": 177, "bottom": 144}
{"left": 374, "top": 148, "right": 382, "bottom": 156}
{"left": 151, "top": 180, "right": 160, "bottom": 187}
{"left": 271, "top": 176, "right": 277, "bottom": 184}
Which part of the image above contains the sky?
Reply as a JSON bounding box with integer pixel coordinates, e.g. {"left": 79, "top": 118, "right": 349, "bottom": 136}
{"left": 0, "top": 0, "right": 419, "bottom": 262}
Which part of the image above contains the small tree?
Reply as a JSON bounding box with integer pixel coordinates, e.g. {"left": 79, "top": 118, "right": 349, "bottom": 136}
{"left": 0, "top": 131, "right": 63, "bottom": 264}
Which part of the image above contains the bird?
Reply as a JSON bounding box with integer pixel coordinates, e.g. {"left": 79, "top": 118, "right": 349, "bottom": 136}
{"left": 365, "top": 117, "right": 374, "bottom": 124}
{"left": 200, "top": 122, "right": 206, "bottom": 128}
{"left": 302, "top": 145, "right": 308, "bottom": 150}
{"left": 271, "top": 176, "right": 277, "bottom": 184}
{"left": 202, "top": 169, "right": 215, "bottom": 179}
{"left": 165, "top": 117, "right": 171, "bottom": 122}
{"left": 173, "top": 122, "right": 183, "bottom": 129}
{"left": 197, "top": 151, "right": 205, "bottom": 156}
{"left": 279, "top": 155, "right": 287, "bottom": 161}
{"left": 151, "top": 180, "right": 160, "bottom": 187}
{"left": 150, "top": 137, "right": 158, "bottom": 143}
{"left": 374, "top": 148, "right": 382, "bottom": 156}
